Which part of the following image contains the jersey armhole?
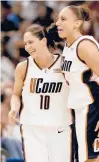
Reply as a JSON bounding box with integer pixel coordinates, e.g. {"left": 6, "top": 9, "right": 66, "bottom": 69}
{"left": 76, "top": 38, "right": 99, "bottom": 64}
{"left": 23, "top": 57, "right": 29, "bottom": 82}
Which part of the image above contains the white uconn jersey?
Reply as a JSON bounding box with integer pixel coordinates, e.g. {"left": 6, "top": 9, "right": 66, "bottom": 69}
{"left": 20, "top": 54, "right": 72, "bottom": 127}
{"left": 62, "top": 36, "right": 99, "bottom": 108}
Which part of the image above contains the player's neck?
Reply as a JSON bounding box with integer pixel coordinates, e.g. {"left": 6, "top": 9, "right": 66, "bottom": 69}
{"left": 67, "top": 32, "right": 82, "bottom": 47}
{"left": 35, "top": 51, "right": 54, "bottom": 69}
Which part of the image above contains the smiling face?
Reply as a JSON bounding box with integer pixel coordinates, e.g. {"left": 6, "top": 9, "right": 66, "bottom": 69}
{"left": 24, "top": 32, "right": 46, "bottom": 58}
{"left": 56, "top": 7, "right": 81, "bottom": 39}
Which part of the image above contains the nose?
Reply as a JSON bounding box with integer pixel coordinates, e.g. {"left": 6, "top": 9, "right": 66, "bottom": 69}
{"left": 25, "top": 44, "right": 31, "bottom": 52}
{"left": 56, "top": 20, "right": 59, "bottom": 26}
{"left": 56, "top": 19, "right": 60, "bottom": 27}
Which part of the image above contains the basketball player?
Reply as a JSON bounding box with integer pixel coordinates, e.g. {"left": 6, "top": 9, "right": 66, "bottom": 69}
{"left": 9, "top": 24, "right": 72, "bottom": 162}
{"left": 56, "top": 5, "right": 99, "bottom": 162}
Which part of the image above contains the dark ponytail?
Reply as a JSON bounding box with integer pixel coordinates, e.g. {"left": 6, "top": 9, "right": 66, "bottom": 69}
{"left": 45, "top": 23, "right": 62, "bottom": 49}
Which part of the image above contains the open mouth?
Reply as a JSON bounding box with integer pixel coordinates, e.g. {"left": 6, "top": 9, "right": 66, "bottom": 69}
{"left": 58, "top": 29, "right": 63, "bottom": 32}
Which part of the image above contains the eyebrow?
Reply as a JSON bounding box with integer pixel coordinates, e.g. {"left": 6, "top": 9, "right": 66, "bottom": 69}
{"left": 59, "top": 15, "right": 67, "bottom": 20}
{"left": 58, "top": 13, "right": 67, "bottom": 18}
{"left": 24, "top": 40, "right": 33, "bottom": 43}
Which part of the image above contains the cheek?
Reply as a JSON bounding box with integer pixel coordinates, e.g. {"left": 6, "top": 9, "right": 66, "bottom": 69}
{"left": 30, "top": 43, "right": 37, "bottom": 49}
{"left": 34, "top": 41, "right": 40, "bottom": 47}
{"left": 25, "top": 46, "right": 28, "bottom": 51}
{"left": 65, "top": 22, "right": 73, "bottom": 31}
{"left": 63, "top": 24, "right": 70, "bottom": 34}
{"left": 35, "top": 43, "right": 39, "bottom": 49}
{"left": 63, "top": 22, "right": 70, "bottom": 29}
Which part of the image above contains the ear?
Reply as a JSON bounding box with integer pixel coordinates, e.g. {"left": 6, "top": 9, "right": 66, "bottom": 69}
{"left": 41, "top": 37, "right": 47, "bottom": 45}
{"left": 74, "top": 20, "right": 83, "bottom": 29}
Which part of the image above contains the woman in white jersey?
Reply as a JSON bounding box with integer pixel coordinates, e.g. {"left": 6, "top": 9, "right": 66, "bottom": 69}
{"left": 56, "top": 5, "right": 99, "bottom": 162}
{"left": 8, "top": 24, "right": 72, "bottom": 162}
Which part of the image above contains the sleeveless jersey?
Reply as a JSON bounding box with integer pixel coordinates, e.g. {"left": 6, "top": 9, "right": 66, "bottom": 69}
{"left": 61, "top": 35, "right": 99, "bottom": 108}
{"left": 20, "top": 54, "right": 72, "bottom": 127}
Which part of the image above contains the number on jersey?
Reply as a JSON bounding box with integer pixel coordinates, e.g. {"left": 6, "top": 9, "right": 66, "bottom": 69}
{"left": 40, "top": 95, "right": 50, "bottom": 110}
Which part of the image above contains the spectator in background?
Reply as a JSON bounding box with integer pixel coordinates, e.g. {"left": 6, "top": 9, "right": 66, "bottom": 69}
{"left": 51, "top": 8, "right": 59, "bottom": 23}
{"left": 68, "top": 1, "right": 85, "bottom": 6}
{"left": 1, "top": 87, "right": 13, "bottom": 135}
{"left": 1, "top": 1, "right": 17, "bottom": 32}
{"left": 1, "top": 36, "right": 15, "bottom": 83}
{"left": 82, "top": 21, "right": 95, "bottom": 36}
{"left": 46, "top": 1, "right": 68, "bottom": 12}
{"left": 33, "top": 2, "right": 53, "bottom": 27}
{"left": 7, "top": 20, "right": 31, "bottom": 62}
{"left": 7, "top": 1, "right": 24, "bottom": 29}
{"left": 1, "top": 86, "right": 23, "bottom": 159}
{"left": 89, "top": 1, "right": 99, "bottom": 42}
{"left": 21, "top": 1, "right": 38, "bottom": 20}
{"left": 1, "top": 137, "right": 23, "bottom": 159}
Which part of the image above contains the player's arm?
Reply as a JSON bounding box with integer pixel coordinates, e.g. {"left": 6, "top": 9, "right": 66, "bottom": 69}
{"left": 78, "top": 40, "right": 99, "bottom": 76}
{"left": 9, "top": 61, "right": 27, "bottom": 124}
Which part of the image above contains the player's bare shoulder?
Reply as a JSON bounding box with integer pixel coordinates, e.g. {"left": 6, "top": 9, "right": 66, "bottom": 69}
{"left": 15, "top": 59, "right": 28, "bottom": 81}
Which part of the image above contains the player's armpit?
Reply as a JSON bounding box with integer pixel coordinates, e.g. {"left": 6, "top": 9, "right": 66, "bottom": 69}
{"left": 78, "top": 40, "right": 99, "bottom": 76}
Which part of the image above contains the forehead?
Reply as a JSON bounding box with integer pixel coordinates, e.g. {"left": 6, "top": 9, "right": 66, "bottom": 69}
{"left": 24, "top": 32, "right": 37, "bottom": 40}
{"left": 58, "top": 7, "right": 74, "bottom": 18}
{"left": 24, "top": 32, "right": 33, "bottom": 38}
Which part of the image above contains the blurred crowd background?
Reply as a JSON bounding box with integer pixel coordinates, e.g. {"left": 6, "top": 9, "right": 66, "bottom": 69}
{"left": 1, "top": 1, "right": 99, "bottom": 162}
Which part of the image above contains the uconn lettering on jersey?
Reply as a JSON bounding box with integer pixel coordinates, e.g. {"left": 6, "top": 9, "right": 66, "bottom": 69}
{"left": 30, "top": 78, "right": 63, "bottom": 93}
{"left": 61, "top": 56, "right": 72, "bottom": 72}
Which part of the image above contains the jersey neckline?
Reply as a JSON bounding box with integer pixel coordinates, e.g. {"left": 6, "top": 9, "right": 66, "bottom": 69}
{"left": 33, "top": 54, "right": 60, "bottom": 70}
{"left": 66, "top": 35, "right": 83, "bottom": 48}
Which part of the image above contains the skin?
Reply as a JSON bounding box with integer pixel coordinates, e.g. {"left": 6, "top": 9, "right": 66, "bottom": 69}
{"left": 56, "top": 7, "right": 99, "bottom": 76}
{"left": 8, "top": 32, "right": 55, "bottom": 124}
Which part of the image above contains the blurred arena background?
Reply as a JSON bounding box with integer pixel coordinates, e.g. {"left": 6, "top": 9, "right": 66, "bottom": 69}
{"left": 1, "top": 1, "right": 99, "bottom": 162}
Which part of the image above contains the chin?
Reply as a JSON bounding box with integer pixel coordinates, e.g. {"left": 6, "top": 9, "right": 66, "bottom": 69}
{"left": 58, "top": 32, "right": 65, "bottom": 39}
{"left": 31, "top": 54, "right": 36, "bottom": 59}
{"left": 30, "top": 52, "right": 36, "bottom": 58}
{"left": 59, "top": 34, "right": 66, "bottom": 39}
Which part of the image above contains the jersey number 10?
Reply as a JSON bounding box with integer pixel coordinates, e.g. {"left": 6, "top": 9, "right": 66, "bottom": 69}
{"left": 40, "top": 95, "right": 50, "bottom": 110}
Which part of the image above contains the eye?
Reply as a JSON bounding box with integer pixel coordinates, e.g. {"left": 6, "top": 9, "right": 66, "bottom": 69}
{"left": 28, "top": 40, "right": 33, "bottom": 44}
{"left": 61, "top": 17, "right": 66, "bottom": 21}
